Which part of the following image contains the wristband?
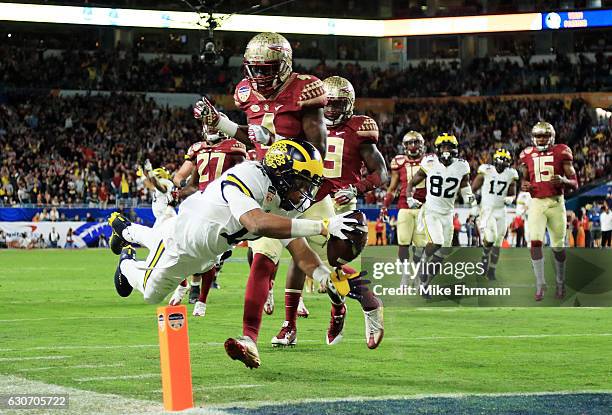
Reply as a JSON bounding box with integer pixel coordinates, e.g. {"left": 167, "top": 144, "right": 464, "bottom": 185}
{"left": 290, "top": 218, "right": 324, "bottom": 237}
{"left": 216, "top": 116, "right": 239, "bottom": 138}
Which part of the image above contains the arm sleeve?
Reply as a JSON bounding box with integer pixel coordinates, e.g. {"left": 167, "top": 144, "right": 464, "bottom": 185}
{"left": 222, "top": 185, "right": 262, "bottom": 222}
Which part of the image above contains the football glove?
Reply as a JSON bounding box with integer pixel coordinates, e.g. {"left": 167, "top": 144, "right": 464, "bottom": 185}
{"left": 247, "top": 124, "right": 272, "bottom": 145}
{"left": 406, "top": 196, "right": 422, "bottom": 209}
{"left": 144, "top": 159, "right": 152, "bottom": 173}
{"left": 193, "top": 96, "right": 220, "bottom": 127}
{"left": 334, "top": 185, "right": 357, "bottom": 206}
{"left": 322, "top": 211, "right": 359, "bottom": 240}
{"left": 330, "top": 269, "right": 370, "bottom": 301}
{"left": 504, "top": 196, "right": 515, "bottom": 206}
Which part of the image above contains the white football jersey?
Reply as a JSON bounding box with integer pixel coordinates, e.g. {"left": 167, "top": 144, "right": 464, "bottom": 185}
{"left": 477, "top": 164, "right": 519, "bottom": 209}
{"left": 152, "top": 178, "right": 176, "bottom": 220}
{"left": 173, "top": 161, "right": 299, "bottom": 259}
{"left": 420, "top": 155, "right": 470, "bottom": 215}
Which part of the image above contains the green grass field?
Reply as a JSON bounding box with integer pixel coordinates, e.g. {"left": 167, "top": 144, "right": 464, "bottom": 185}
{"left": 1, "top": 248, "right": 611, "bottom": 414}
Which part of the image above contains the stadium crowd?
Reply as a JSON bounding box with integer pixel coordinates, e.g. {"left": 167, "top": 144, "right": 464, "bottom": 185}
{"left": 2, "top": 44, "right": 611, "bottom": 97}
{"left": 1, "top": 92, "right": 610, "bottom": 209}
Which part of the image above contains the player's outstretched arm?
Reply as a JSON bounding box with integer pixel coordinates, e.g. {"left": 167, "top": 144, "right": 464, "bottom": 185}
{"left": 236, "top": 205, "right": 358, "bottom": 240}
{"left": 301, "top": 107, "right": 328, "bottom": 157}
{"left": 193, "top": 97, "right": 256, "bottom": 149}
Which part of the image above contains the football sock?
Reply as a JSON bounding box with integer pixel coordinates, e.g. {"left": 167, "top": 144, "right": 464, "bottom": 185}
{"left": 285, "top": 289, "right": 302, "bottom": 327}
{"left": 198, "top": 270, "right": 216, "bottom": 303}
{"left": 531, "top": 258, "right": 545, "bottom": 290}
{"left": 552, "top": 248, "right": 566, "bottom": 285}
{"left": 398, "top": 245, "right": 410, "bottom": 286}
{"left": 481, "top": 245, "right": 492, "bottom": 272}
{"left": 242, "top": 254, "right": 276, "bottom": 342}
{"left": 489, "top": 247, "right": 500, "bottom": 270}
{"left": 412, "top": 247, "right": 424, "bottom": 263}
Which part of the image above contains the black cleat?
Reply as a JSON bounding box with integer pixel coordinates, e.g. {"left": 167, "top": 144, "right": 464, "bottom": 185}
{"left": 108, "top": 212, "right": 131, "bottom": 255}
{"left": 114, "top": 246, "right": 135, "bottom": 297}
{"left": 189, "top": 285, "right": 200, "bottom": 304}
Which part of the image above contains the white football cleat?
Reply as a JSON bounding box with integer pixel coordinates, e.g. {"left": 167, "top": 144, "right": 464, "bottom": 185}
{"left": 169, "top": 283, "right": 189, "bottom": 306}
{"left": 192, "top": 301, "right": 207, "bottom": 317}
{"left": 364, "top": 307, "right": 384, "bottom": 349}
{"left": 271, "top": 321, "right": 297, "bottom": 347}
{"left": 224, "top": 336, "right": 261, "bottom": 369}
{"left": 264, "top": 288, "right": 274, "bottom": 315}
{"left": 297, "top": 297, "right": 309, "bottom": 318}
{"left": 326, "top": 304, "right": 346, "bottom": 346}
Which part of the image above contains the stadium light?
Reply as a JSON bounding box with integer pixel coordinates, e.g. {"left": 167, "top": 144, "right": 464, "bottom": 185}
{"left": 0, "top": 2, "right": 610, "bottom": 36}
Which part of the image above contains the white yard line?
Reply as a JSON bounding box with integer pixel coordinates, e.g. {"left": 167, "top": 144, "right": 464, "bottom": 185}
{"left": 1, "top": 332, "right": 610, "bottom": 353}
{"left": 0, "top": 316, "right": 150, "bottom": 323}
{"left": 75, "top": 373, "right": 160, "bottom": 382}
{"left": 0, "top": 355, "right": 70, "bottom": 362}
{"left": 19, "top": 363, "right": 124, "bottom": 372}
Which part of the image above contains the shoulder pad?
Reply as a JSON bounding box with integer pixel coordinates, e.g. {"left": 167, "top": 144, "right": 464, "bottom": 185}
{"left": 477, "top": 164, "right": 492, "bottom": 175}
{"left": 391, "top": 155, "right": 405, "bottom": 169}
{"left": 555, "top": 144, "right": 573, "bottom": 160}
{"left": 509, "top": 168, "right": 519, "bottom": 180}
{"left": 351, "top": 115, "right": 379, "bottom": 142}
{"left": 186, "top": 141, "right": 206, "bottom": 159}
{"left": 520, "top": 146, "right": 534, "bottom": 160}
{"left": 297, "top": 75, "right": 327, "bottom": 108}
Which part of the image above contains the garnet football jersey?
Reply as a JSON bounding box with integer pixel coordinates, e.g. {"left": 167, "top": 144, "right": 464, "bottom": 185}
{"left": 317, "top": 115, "right": 378, "bottom": 200}
{"left": 234, "top": 73, "right": 327, "bottom": 140}
{"left": 186, "top": 140, "right": 247, "bottom": 191}
{"left": 391, "top": 155, "right": 426, "bottom": 208}
{"left": 519, "top": 144, "right": 573, "bottom": 199}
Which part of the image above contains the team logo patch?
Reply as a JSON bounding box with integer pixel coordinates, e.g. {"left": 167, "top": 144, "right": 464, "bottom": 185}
{"left": 250, "top": 104, "right": 260, "bottom": 112}
{"left": 237, "top": 85, "right": 251, "bottom": 102}
{"left": 263, "top": 104, "right": 269, "bottom": 111}
{"left": 168, "top": 312, "right": 185, "bottom": 331}
{"left": 158, "top": 314, "right": 165, "bottom": 331}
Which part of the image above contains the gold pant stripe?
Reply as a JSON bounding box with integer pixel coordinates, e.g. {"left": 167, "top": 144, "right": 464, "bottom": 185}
{"left": 143, "top": 241, "right": 165, "bottom": 289}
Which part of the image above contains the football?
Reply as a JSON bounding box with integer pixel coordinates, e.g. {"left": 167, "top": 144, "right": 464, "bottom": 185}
{"left": 327, "top": 210, "right": 369, "bottom": 267}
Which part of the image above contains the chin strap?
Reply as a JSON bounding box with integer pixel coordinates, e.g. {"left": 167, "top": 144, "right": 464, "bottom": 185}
{"left": 354, "top": 171, "right": 383, "bottom": 194}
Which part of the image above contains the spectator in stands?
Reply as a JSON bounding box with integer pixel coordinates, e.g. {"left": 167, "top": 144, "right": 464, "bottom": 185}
{"left": 85, "top": 212, "right": 95, "bottom": 222}
{"left": 0, "top": 230, "right": 7, "bottom": 249}
{"left": 589, "top": 202, "right": 602, "bottom": 248}
{"left": 64, "top": 228, "right": 75, "bottom": 249}
{"left": 98, "top": 233, "right": 109, "bottom": 248}
{"left": 452, "top": 214, "right": 461, "bottom": 246}
{"left": 375, "top": 217, "right": 385, "bottom": 246}
{"left": 601, "top": 202, "right": 612, "bottom": 248}
{"left": 48, "top": 227, "right": 60, "bottom": 248}
{"left": 49, "top": 207, "right": 59, "bottom": 222}
{"left": 512, "top": 214, "right": 525, "bottom": 247}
